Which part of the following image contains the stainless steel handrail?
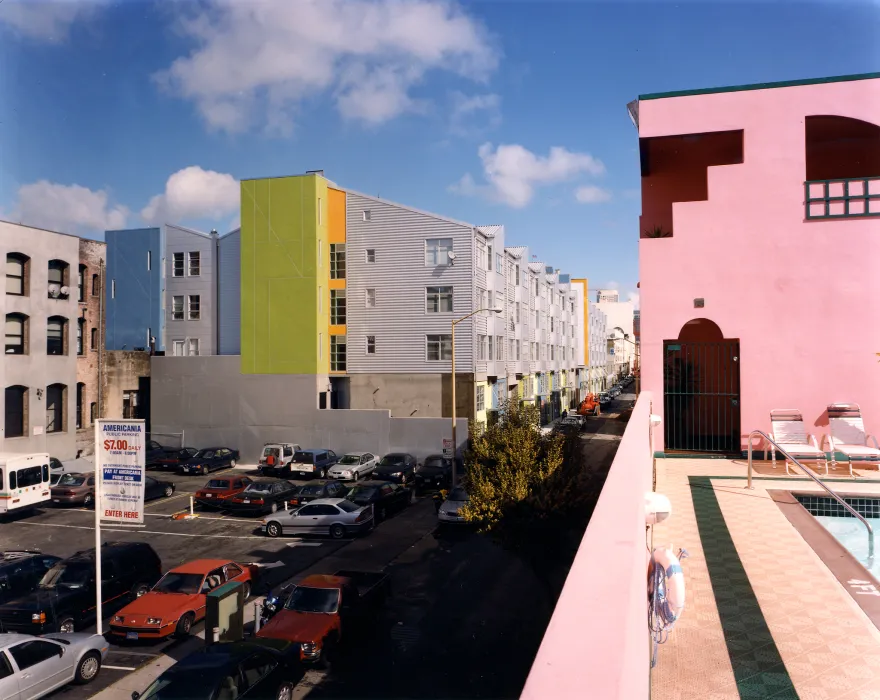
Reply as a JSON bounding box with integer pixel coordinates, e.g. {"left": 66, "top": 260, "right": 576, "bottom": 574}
{"left": 748, "top": 429, "right": 874, "bottom": 558}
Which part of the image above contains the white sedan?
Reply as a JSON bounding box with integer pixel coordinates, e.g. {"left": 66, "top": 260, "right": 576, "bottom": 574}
{"left": 327, "top": 452, "right": 378, "bottom": 481}
{"left": 438, "top": 487, "right": 471, "bottom": 525}
{"left": 262, "top": 498, "right": 374, "bottom": 539}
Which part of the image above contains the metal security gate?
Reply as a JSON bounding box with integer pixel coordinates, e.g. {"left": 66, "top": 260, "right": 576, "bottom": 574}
{"left": 663, "top": 340, "right": 740, "bottom": 454}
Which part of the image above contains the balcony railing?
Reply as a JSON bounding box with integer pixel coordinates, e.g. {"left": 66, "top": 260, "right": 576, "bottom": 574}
{"left": 521, "top": 392, "right": 655, "bottom": 700}
{"left": 805, "top": 176, "right": 880, "bottom": 220}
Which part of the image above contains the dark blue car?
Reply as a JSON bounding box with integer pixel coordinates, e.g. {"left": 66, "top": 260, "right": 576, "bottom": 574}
{"left": 178, "top": 447, "right": 241, "bottom": 476}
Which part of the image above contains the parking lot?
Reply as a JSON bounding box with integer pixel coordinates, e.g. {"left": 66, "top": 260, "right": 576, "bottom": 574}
{"left": 1, "top": 397, "right": 632, "bottom": 699}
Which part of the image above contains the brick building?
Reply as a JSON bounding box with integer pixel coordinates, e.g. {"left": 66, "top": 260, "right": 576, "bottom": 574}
{"left": 75, "top": 238, "right": 107, "bottom": 456}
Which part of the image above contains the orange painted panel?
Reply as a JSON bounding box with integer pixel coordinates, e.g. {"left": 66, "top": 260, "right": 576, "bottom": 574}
{"left": 328, "top": 188, "right": 346, "bottom": 243}
{"left": 329, "top": 325, "right": 346, "bottom": 336}
{"left": 328, "top": 279, "right": 345, "bottom": 290}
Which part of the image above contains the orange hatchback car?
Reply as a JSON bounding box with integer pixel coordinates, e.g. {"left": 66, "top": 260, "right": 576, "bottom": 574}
{"left": 109, "top": 559, "right": 258, "bottom": 641}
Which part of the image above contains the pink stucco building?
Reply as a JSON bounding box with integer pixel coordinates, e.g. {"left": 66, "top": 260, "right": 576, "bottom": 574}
{"left": 633, "top": 72, "right": 880, "bottom": 455}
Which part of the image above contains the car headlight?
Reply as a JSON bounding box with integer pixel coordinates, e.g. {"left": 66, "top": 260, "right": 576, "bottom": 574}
{"left": 112, "top": 615, "right": 123, "bottom": 623}
{"left": 301, "top": 641, "right": 318, "bottom": 654}
{"left": 343, "top": 470, "right": 352, "bottom": 476}
{"left": 147, "top": 617, "right": 162, "bottom": 625}
{"left": 32, "top": 612, "right": 46, "bottom": 623}
{"left": 390, "top": 471, "right": 402, "bottom": 477}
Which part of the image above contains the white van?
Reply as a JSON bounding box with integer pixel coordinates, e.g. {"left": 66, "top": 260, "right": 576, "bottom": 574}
{"left": 0, "top": 453, "right": 52, "bottom": 515}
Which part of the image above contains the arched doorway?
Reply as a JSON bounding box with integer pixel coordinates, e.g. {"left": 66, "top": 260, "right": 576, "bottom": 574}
{"left": 663, "top": 319, "right": 740, "bottom": 454}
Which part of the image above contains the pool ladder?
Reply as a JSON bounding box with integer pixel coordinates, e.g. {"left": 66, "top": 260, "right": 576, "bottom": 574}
{"left": 748, "top": 430, "right": 874, "bottom": 559}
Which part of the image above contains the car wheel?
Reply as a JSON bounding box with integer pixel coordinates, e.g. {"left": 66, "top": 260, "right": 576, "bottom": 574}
{"left": 319, "top": 468, "right": 327, "bottom": 479}
{"left": 131, "top": 582, "right": 150, "bottom": 598}
{"left": 400, "top": 474, "right": 407, "bottom": 484}
{"left": 330, "top": 524, "right": 346, "bottom": 539}
{"left": 164, "top": 485, "right": 174, "bottom": 498}
{"left": 74, "top": 651, "right": 101, "bottom": 684}
{"left": 58, "top": 617, "right": 75, "bottom": 634}
{"left": 269, "top": 501, "right": 278, "bottom": 514}
{"left": 241, "top": 582, "right": 251, "bottom": 600}
{"left": 266, "top": 521, "right": 282, "bottom": 538}
{"left": 83, "top": 493, "right": 93, "bottom": 507}
{"left": 230, "top": 459, "right": 237, "bottom": 468}
{"left": 276, "top": 682, "right": 295, "bottom": 700}
{"left": 377, "top": 506, "right": 387, "bottom": 522}
{"left": 174, "top": 613, "right": 194, "bottom": 638}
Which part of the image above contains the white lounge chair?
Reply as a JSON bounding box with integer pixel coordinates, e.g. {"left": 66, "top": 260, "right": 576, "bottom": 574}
{"left": 767, "top": 409, "right": 829, "bottom": 475}
{"left": 822, "top": 403, "right": 880, "bottom": 478}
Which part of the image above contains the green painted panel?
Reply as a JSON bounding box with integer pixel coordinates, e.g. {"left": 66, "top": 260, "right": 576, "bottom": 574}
{"left": 241, "top": 175, "right": 326, "bottom": 374}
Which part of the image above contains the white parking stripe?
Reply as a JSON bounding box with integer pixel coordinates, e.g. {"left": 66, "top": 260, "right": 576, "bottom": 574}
{"left": 9, "top": 520, "right": 269, "bottom": 540}
{"left": 103, "top": 665, "right": 137, "bottom": 671}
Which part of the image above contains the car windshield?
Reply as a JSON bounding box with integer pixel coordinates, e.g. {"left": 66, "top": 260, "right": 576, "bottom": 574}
{"left": 346, "top": 486, "right": 377, "bottom": 500}
{"left": 293, "top": 452, "right": 314, "bottom": 463}
{"left": 423, "top": 457, "right": 447, "bottom": 468}
{"left": 152, "top": 572, "right": 204, "bottom": 594}
{"left": 336, "top": 500, "right": 359, "bottom": 513}
{"left": 195, "top": 450, "right": 215, "bottom": 459}
{"left": 338, "top": 455, "right": 360, "bottom": 465}
{"left": 139, "top": 675, "right": 223, "bottom": 700}
{"left": 285, "top": 586, "right": 340, "bottom": 613}
{"left": 297, "top": 485, "right": 324, "bottom": 496}
{"left": 57, "top": 474, "right": 86, "bottom": 486}
{"left": 262, "top": 447, "right": 279, "bottom": 460}
{"left": 242, "top": 483, "right": 272, "bottom": 494}
{"left": 39, "top": 562, "right": 92, "bottom": 589}
{"left": 176, "top": 449, "right": 194, "bottom": 459}
{"left": 207, "top": 480, "right": 230, "bottom": 489}
{"left": 378, "top": 455, "right": 405, "bottom": 466}
{"left": 448, "top": 487, "right": 469, "bottom": 502}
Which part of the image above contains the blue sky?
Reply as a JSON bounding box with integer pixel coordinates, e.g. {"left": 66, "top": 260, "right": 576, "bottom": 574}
{"left": 1, "top": 0, "right": 878, "bottom": 304}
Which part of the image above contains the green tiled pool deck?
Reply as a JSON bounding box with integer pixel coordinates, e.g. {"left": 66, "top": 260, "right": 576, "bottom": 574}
{"left": 651, "top": 458, "right": 880, "bottom": 700}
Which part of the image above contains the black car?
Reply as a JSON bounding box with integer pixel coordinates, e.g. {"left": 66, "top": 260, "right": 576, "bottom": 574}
{"left": 373, "top": 453, "right": 417, "bottom": 484}
{"left": 287, "top": 480, "right": 348, "bottom": 508}
{"left": 0, "top": 551, "right": 62, "bottom": 605}
{"left": 150, "top": 447, "right": 198, "bottom": 471}
{"left": 225, "top": 480, "right": 301, "bottom": 515}
{"left": 144, "top": 475, "right": 176, "bottom": 501}
{"left": 133, "top": 638, "right": 305, "bottom": 700}
{"left": 178, "top": 447, "right": 241, "bottom": 476}
{"left": 145, "top": 440, "right": 178, "bottom": 468}
{"left": 345, "top": 480, "right": 412, "bottom": 521}
{"left": 0, "top": 541, "right": 162, "bottom": 634}
{"left": 414, "top": 455, "right": 452, "bottom": 493}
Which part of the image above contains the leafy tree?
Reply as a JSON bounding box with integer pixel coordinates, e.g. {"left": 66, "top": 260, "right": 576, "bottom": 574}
{"left": 460, "top": 399, "right": 605, "bottom": 594}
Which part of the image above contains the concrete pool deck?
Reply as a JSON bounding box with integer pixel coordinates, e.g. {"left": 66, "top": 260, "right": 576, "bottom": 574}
{"left": 651, "top": 457, "right": 880, "bottom": 700}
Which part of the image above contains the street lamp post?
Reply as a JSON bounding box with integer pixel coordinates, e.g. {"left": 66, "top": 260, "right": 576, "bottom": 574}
{"left": 451, "top": 305, "right": 503, "bottom": 488}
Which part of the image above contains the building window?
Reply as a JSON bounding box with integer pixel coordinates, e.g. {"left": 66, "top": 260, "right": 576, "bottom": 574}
{"left": 425, "top": 238, "right": 453, "bottom": 266}
{"left": 76, "top": 382, "right": 85, "bottom": 430}
{"left": 331, "top": 335, "right": 347, "bottom": 372}
{"left": 495, "top": 253, "right": 502, "bottom": 274}
{"left": 47, "top": 260, "right": 69, "bottom": 298}
{"left": 92, "top": 274, "right": 99, "bottom": 297}
{"left": 488, "top": 335, "right": 493, "bottom": 361}
{"left": 78, "top": 265, "right": 86, "bottom": 301}
{"left": 172, "top": 252, "right": 184, "bottom": 277}
{"left": 487, "top": 245, "right": 493, "bottom": 271}
{"left": 516, "top": 340, "right": 521, "bottom": 360}
{"left": 515, "top": 302, "right": 520, "bottom": 324}
{"left": 509, "top": 339, "right": 515, "bottom": 360}
{"left": 365, "top": 249, "right": 376, "bottom": 263}
{"left": 90, "top": 402, "right": 97, "bottom": 423}
{"left": 46, "top": 383, "right": 66, "bottom": 433}
{"left": 77, "top": 319, "right": 84, "bottom": 355}
{"left": 6, "top": 253, "right": 28, "bottom": 296}
{"left": 5, "top": 313, "right": 26, "bottom": 355}
{"left": 111, "top": 279, "right": 116, "bottom": 299}
{"left": 188, "top": 252, "right": 200, "bottom": 276}
{"left": 477, "top": 335, "right": 486, "bottom": 361}
{"left": 495, "top": 335, "right": 503, "bottom": 360}
{"left": 188, "top": 295, "right": 200, "bottom": 320}
{"left": 122, "top": 390, "right": 138, "bottom": 419}
{"left": 5, "top": 385, "right": 27, "bottom": 437}
{"left": 515, "top": 265, "right": 520, "bottom": 285}
{"left": 47, "top": 316, "right": 67, "bottom": 356}
{"left": 147, "top": 251, "right": 151, "bottom": 271}
{"left": 172, "top": 296, "right": 184, "bottom": 320}
{"left": 330, "top": 244, "right": 346, "bottom": 279}
{"left": 363, "top": 210, "right": 371, "bottom": 221}
{"left": 551, "top": 345, "right": 555, "bottom": 361}
{"left": 330, "top": 290, "right": 346, "bottom": 324}
{"left": 188, "top": 338, "right": 199, "bottom": 356}
{"left": 476, "top": 385, "right": 485, "bottom": 412}
{"left": 172, "top": 340, "right": 184, "bottom": 356}
{"left": 426, "top": 334, "right": 452, "bottom": 361}
{"left": 366, "top": 335, "right": 376, "bottom": 354}
{"left": 317, "top": 198, "right": 322, "bottom": 225}
{"left": 91, "top": 327, "right": 98, "bottom": 350}
{"left": 426, "top": 286, "right": 453, "bottom": 313}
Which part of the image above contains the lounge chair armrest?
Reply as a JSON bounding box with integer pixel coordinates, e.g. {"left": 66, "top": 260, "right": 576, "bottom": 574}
{"left": 819, "top": 434, "right": 829, "bottom": 451}
{"left": 868, "top": 435, "right": 880, "bottom": 450}
{"left": 808, "top": 434, "right": 821, "bottom": 450}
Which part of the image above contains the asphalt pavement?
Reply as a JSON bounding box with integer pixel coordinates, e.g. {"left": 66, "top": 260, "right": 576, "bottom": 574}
{"left": 0, "top": 397, "right": 633, "bottom": 699}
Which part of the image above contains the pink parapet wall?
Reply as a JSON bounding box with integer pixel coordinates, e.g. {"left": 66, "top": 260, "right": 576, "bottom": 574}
{"left": 637, "top": 74, "right": 880, "bottom": 453}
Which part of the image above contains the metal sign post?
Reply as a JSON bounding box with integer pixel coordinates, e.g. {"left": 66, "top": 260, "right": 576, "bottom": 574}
{"left": 94, "top": 419, "right": 146, "bottom": 634}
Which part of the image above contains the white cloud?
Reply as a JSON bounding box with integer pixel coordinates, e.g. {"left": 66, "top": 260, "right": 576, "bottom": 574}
{"left": 627, "top": 291, "right": 640, "bottom": 309}
{"left": 575, "top": 185, "right": 612, "bottom": 204}
{"left": 605, "top": 280, "right": 620, "bottom": 290}
{"left": 153, "top": 0, "right": 500, "bottom": 134}
{"left": 452, "top": 142, "right": 605, "bottom": 208}
{"left": 8, "top": 180, "right": 128, "bottom": 235}
{"left": 141, "top": 166, "right": 240, "bottom": 225}
{"left": 449, "top": 91, "right": 501, "bottom": 134}
{"left": 0, "top": 0, "right": 103, "bottom": 42}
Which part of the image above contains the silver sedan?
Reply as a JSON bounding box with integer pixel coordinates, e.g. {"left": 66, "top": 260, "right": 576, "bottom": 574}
{"left": 327, "top": 452, "right": 378, "bottom": 481}
{"left": 262, "top": 497, "right": 374, "bottom": 539}
{"left": 0, "top": 632, "right": 109, "bottom": 700}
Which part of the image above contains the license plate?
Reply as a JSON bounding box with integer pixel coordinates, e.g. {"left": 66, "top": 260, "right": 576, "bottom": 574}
{"left": 52, "top": 499, "right": 60, "bottom": 503}
{"left": 243, "top": 499, "right": 250, "bottom": 504}
{"left": 126, "top": 632, "right": 138, "bottom": 640}
{"left": 205, "top": 494, "right": 213, "bottom": 498}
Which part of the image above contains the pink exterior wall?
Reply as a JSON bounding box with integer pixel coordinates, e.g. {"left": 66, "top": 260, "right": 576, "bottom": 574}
{"left": 639, "top": 76, "right": 880, "bottom": 452}
{"left": 521, "top": 393, "right": 654, "bottom": 700}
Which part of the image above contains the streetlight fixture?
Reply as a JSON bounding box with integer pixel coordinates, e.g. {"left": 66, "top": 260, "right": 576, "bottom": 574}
{"left": 450, "top": 305, "right": 503, "bottom": 487}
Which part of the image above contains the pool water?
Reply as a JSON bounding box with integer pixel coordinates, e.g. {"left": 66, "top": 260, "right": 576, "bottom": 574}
{"left": 813, "top": 515, "right": 880, "bottom": 580}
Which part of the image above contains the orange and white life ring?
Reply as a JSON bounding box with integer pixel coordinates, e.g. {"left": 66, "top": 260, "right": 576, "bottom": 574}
{"left": 648, "top": 546, "right": 688, "bottom": 667}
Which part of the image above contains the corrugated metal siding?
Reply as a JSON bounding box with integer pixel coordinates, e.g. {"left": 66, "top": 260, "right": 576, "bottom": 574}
{"left": 346, "top": 192, "right": 476, "bottom": 373}
{"left": 164, "top": 225, "right": 216, "bottom": 355}
{"left": 218, "top": 229, "right": 241, "bottom": 355}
